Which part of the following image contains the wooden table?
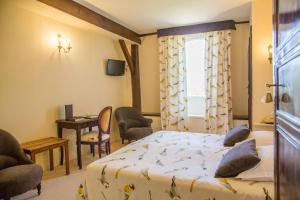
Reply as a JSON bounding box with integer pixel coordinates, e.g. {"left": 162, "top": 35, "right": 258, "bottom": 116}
{"left": 22, "top": 137, "right": 70, "bottom": 175}
{"left": 56, "top": 117, "right": 98, "bottom": 169}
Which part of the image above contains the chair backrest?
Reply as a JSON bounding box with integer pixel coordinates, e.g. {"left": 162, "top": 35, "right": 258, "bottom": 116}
{"left": 115, "top": 107, "right": 142, "bottom": 122}
{"left": 0, "top": 129, "right": 29, "bottom": 164}
{"left": 98, "top": 106, "right": 113, "bottom": 139}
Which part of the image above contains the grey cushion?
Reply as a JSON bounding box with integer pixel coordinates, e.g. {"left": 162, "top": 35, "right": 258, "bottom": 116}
{"left": 223, "top": 125, "right": 250, "bottom": 146}
{"left": 0, "top": 129, "right": 42, "bottom": 198}
{"left": 0, "top": 129, "right": 33, "bottom": 165}
{"left": 215, "top": 139, "right": 261, "bottom": 178}
{"left": 0, "top": 155, "right": 18, "bottom": 170}
{"left": 126, "top": 127, "right": 153, "bottom": 139}
{"left": 0, "top": 164, "right": 43, "bottom": 198}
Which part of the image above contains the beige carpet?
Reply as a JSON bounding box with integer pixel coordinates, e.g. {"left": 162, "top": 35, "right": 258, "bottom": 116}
{"left": 12, "top": 171, "right": 84, "bottom": 200}
{"left": 11, "top": 142, "right": 125, "bottom": 200}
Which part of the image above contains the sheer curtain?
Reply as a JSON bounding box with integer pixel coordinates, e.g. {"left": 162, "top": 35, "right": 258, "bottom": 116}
{"left": 204, "top": 30, "right": 233, "bottom": 134}
{"left": 159, "top": 36, "right": 188, "bottom": 131}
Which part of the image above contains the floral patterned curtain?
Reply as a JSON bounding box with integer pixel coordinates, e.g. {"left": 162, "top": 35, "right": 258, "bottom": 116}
{"left": 159, "top": 36, "right": 188, "bottom": 131}
{"left": 204, "top": 30, "right": 233, "bottom": 134}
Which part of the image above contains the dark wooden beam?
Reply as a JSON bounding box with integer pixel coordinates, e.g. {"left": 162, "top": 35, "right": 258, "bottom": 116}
{"left": 157, "top": 20, "right": 236, "bottom": 37}
{"left": 140, "top": 20, "right": 247, "bottom": 38}
{"left": 119, "top": 40, "right": 142, "bottom": 111}
{"left": 131, "top": 44, "right": 142, "bottom": 111}
{"left": 235, "top": 20, "right": 250, "bottom": 24}
{"left": 119, "top": 40, "right": 134, "bottom": 73}
{"left": 139, "top": 32, "right": 157, "bottom": 37}
{"left": 37, "top": 0, "right": 141, "bottom": 44}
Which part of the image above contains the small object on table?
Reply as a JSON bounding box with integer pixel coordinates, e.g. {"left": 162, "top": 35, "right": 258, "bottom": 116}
{"left": 65, "top": 104, "right": 74, "bottom": 120}
{"left": 22, "top": 137, "right": 70, "bottom": 175}
{"left": 82, "top": 114, "right": 98, "bottom": 119}
{"left": 56, "top": 117, "right": 98, "bottom": 169}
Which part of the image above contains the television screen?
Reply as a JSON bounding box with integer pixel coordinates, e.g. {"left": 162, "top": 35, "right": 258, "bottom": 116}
{"left": 106, "top": 59, "right": 125, "bottom": 76}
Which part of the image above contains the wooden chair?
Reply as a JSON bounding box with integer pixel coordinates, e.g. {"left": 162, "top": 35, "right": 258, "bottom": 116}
{"left": 80, "top": 106, "right": 112, "bottom": 158}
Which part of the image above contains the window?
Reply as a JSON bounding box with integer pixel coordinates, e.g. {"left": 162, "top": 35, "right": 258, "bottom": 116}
{"left": 185, "top": 37, "right": 206, "bottom": 117}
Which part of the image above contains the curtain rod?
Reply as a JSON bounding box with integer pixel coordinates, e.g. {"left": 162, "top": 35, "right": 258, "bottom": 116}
{"left": 139, "top": 20, "right": 250, "bottom": 37}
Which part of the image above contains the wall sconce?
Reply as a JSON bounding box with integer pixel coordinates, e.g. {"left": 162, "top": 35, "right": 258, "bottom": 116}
{"left": 268, "top": 44, "right": 272, "bottom": 63}
{"left": 261, "top": 83, "right": 287, "bottom": 103}
{"left": 261, "top": 91, "right": 273, "bottom": 103}
{"left": 57, "top": 34, "right": 72, "bottom": 53}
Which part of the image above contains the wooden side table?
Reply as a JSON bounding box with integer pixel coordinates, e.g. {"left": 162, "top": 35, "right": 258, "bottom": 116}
{"left": 56, "top": 117, "right": 98, "bottom": 169}
{"left": 22, "top": 137, "right": 70, "bottom": 175}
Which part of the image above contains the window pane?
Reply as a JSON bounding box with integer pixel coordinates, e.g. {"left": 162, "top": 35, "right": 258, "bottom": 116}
{"left": 187, "top": 96, "right": 206, "bottom": 116}
{"left": 185, "top": 38, "right": 206, "bottom": 116}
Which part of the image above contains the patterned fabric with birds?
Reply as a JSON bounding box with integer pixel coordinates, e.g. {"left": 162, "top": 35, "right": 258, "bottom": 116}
{"left": 159, "top": 36, "right": 189, "bottom": 131}
{"left": 204, "top": 30, "right": 233, "bottom": 134}
{"left": 78, "top": 131, "right": 273, "bottom": 200}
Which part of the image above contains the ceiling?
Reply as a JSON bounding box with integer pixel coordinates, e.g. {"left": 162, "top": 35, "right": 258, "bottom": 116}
{"left": 77, "top": 0, "right": 252, "bottom": 34}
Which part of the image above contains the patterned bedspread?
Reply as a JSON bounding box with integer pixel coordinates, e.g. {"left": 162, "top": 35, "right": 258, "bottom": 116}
{"left": 79, "top": 131, "right": 274, "bottom": 200}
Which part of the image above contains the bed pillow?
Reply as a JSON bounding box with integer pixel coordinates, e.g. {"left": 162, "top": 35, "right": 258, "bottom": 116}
{"left": 223, "top": 125, "right": 250, "bottom": 146}
{"left": 215, "top": 139, "right": 261, "bottom": 178}
{"left": 236, "top": 145, "right": 273, "bottom": 181}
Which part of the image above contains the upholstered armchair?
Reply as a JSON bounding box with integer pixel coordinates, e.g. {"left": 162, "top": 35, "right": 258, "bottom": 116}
{"left": 115, "top": 107, "right": 153, "bottom": 143}
{"left": 0, "top": 129, "right": 43, "bottom": 200}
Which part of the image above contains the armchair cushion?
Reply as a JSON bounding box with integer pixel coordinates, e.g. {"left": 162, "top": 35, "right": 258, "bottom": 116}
{"left": 81, "top": 132, "right": 110, "bottom": 142}
{"left": 0, "top": 155, "right": 18, "bottom": 170}
{"left": 0, "top": 164, "right": 43, "bottom": 198}
{"left": 126, "top": 127, "right": 153, "bottom": 140}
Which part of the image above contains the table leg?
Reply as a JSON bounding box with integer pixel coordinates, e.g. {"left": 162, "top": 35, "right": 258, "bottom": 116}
{"left": 76, "top": 127, "right": 82, "bottom": 169}
{"left": 57, "top": 126, "right": 64, "bottom": 165}
{"left": 64, "top": 142, "right": 70, "bottom": 175}
{"left": 31, "top": 152, "right": 36, "bottom": 163}
{"left": 89, "top": 126, "right": 92, "bottom": 132}
{"left": 49, "top": 149, "right": 54, "bottom": 171}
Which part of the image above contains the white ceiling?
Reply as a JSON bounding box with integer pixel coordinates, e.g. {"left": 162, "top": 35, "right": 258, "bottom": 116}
{"left": 77, "top": 0, "right": 252, "bottom": 34}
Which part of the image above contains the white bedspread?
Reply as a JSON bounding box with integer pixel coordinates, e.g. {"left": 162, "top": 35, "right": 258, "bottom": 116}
{"left": 84, "top": 131, "right": 274, "bottom": 200}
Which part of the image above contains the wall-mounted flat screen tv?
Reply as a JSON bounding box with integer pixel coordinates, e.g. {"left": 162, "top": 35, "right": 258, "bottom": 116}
{"left": 106, "top": 59, "right": 125, "bottom": 76}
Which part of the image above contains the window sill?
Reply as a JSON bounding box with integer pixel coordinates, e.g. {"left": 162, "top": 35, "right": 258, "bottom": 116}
{"left": 188, "top": 115, "right": 204, "bottom": 119}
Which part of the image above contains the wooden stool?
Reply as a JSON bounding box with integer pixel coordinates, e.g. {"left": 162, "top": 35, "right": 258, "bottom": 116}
{"left": 22, "top": 137, "right": 70, "bottom": 175}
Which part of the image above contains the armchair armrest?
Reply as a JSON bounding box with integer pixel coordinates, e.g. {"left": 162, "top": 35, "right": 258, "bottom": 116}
{"left": 140, "top": 117, "right": 153, "bottom": 127}
{"left": 118, "top": 120, "right": 128, "bottom": 131}
{"left": 19, "top": 156, "right": 34, "bottom": 165}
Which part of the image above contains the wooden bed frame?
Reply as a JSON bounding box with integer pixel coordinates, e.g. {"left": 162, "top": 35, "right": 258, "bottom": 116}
{"left": 273, "top": 0, "right": 300, "bottom": 199}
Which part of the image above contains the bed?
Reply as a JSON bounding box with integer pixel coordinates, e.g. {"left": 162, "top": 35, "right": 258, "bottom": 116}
{"left": 81, "top": 131, "right": 274, "bottom": 200}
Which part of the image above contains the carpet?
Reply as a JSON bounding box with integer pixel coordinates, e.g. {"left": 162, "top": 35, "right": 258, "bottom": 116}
{"left": 12, "top": 171, "right": 84, "bottom": 200}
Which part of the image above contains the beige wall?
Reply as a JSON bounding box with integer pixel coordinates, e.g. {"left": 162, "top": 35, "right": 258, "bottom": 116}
{"left": 140, "top": 36, "right": 160, "bottom": 113}
{"left": 251, "top": 0, "right": 273, "bottom": 125}
{"left": 139, "top": 35, "right": 162, "bottom": 131}
{"left": 139, "top": 26, "right": 250, "bottom": 132}
{"left": 231, "top": 24, "right": 250, "bottom": 116}
{"left": 0, "top": 0, "right": 129, "bottom": 168}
